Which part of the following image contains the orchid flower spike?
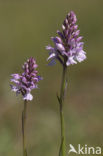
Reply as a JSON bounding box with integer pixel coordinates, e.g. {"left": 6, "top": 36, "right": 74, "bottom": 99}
{"left": 10, "top": 57, "right": 42, "bottom": 101}
{"left": 46, "top": 11, "right": 86, "bottom": 66}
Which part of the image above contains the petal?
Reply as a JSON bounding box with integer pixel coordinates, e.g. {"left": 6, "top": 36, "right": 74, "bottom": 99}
{"left": 62, "top": 51, "right": 68, "bottom": 56}
{"left": 66, "top": 56, "right": 77, "bottom": 66}
{"left": 76, "top": 36, "right": 83, "bottom": 42}
{"left": 76, "top": 50, "right": 86, "bottom": 62}
{"left": 10, "top": 79, "right": 19, "bottom": 84}
{"left": 56, "top": 43, "right": 65, "bottom": 51}
{"left": 47, "top": 53, "right": 56, "bottom": 61}
{"left": 10, "top": 85, "right": 18, "bottom": 92}
{"left": 46, "top": 45, "right": 54, "bottom": 51}
{"left": 77, "top": 42, "right": 84, "bottom": 47}
{"left": 11, "top": 74, "right": 20, "bottom": 79}
{"left": 23, "top": 93, "right": 33, "bottom": 101}
{"left": 33, "top": 64, "right": 38, "bottom": 69}
{"left": 51, "top": 37, "right": 62, "bottom": 44}
{"left": 21, "top": 77, "right": 27, "bottom": 83}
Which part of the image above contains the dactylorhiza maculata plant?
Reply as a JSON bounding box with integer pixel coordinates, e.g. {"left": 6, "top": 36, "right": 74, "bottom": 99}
{"left": 46, "top": 11, "right": 86, "bottom": 156}
{"left": 10, "top": 57, "right": 42, "bottom": 156}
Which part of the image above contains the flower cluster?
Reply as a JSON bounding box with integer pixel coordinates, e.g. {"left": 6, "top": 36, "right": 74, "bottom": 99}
{"left": 10, "top": 58, "right": 42, "bottom": 101}
{"left": 46, "top": 11, "right": 86, "bottom": 66}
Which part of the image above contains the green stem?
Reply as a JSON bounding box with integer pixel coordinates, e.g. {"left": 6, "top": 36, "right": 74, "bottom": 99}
{"left": 22, "top": 100, "right": 27, "bottom": 156}
{"left": 59, "top": 64, "right": 67, "bottom": 156}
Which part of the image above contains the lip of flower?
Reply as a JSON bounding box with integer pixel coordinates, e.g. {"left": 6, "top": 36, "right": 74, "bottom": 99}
{"left": 66, "top": 56, "right": 77, "bottom": 66}
{"left": 23, "top": 92, "right": 33, "bottom": 101}
{"left": 76, "top": 50, "right": 86, "bottom": 62}
{"left": 10, "top": 85, "right": 19, "bottom": 92}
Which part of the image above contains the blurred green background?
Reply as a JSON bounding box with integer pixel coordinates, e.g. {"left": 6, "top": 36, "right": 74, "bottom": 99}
{"left": 0, "top": 0, "right": 103, "bottom": 156}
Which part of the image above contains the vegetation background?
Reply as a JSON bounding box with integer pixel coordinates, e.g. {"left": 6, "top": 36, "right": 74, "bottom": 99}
{"left": 0, "top": 0, "right": 103, "bottom": 156}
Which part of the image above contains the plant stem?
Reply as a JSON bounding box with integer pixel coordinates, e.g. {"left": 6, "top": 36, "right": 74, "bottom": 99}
{"left": 22, "top": 100, "right": 27, "bottom": 156}
{"left": 58, "top": 64, "right": 67, "bottom": 156}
